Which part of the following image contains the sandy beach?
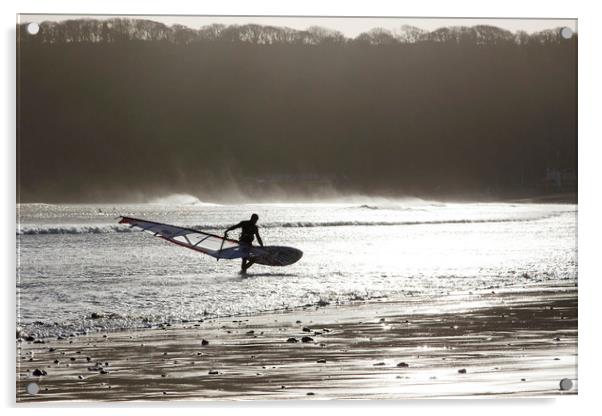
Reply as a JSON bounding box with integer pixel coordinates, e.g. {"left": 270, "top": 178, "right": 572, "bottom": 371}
{"left": 16, "top": 284, "right": 577, "bottom": 402}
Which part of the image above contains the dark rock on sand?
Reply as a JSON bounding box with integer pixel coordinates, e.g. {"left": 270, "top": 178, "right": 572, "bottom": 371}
{"left": 560, "top": 378, "right": 573, "bottom": 391}
{"left": 208, "top": 370, "right": 219, "bottom": 375}
{"left": 287, "top": 337, "right": 298, "bottom": 343}
{"left": 317, "top": 359, "right": 327, "bottom": 363}
{"left": 307, "top": 392, "right": 315, "bottom": 396}
{"left": 24, "top": 335, "right": 35, "bottom": 342}
{"left": 373, "top": 362, "right": 386, "bottom": 366}
{"left": 78, "top": 375, "right": 84, "bottom": 380}
{"left": 396, "top": 362, "right": 409, "bottom": 368}
{"left": 246, "top": 330, "right": 255, "bottom": 335}
{"left": 302, "top": 327, "right": 311, "bottom": 332}
{"left": 458, "top": 369, "right": 467, "bottom": 374}
{"left": 201, "top": 339, "right": 209, "bottom": 346}
{"left": 32, "top": 369, "right": 47, "bottom": 377}
{"left": 53, "top": 359, "right": 60, "bottom": 364}
{"left": 301, "top": 336, "right": 314, "bottom": 343}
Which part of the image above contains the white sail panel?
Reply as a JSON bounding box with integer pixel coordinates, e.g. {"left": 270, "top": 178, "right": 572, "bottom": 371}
{"left": 118, "top": 216, "right": 246, "bottom": 259}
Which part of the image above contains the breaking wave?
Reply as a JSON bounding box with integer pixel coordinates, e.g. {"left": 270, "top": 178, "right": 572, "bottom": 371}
{"left": 17, "top": 215, "right": 559, "bottom": 235}
{"left": 148, "top": 193, "right": 219, "bottom": 206}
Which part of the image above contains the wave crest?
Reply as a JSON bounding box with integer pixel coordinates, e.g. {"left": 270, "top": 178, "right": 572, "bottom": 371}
{"left": 17, "top": 215, "right": 558, "bottom": 235}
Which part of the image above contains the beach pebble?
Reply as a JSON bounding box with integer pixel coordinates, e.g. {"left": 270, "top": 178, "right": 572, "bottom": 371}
{"left": 287, "top": 337, "right": 299, "bottom": 343}
{"left": 306, "top": 392, "right": 315, "bottom": 396}
{"left": 458, "top": 369, "right": 467, "bottom": 374}
{"left": 24, "top": 335, "right": 35, "bottom": 342}
{"left": 396, "top": 362, "right": 409, "bottom": 368}
{"left": 301, "top": 336, "right": 314, "bottom": 343}
{"left": 302, "top": 327, "right": 311, "bottom": 332}
{"left": 53, "top": 359, "right": 60, "bottom": 364}
{"left": 317, "top": 359, "right": 326, "bottom": 363}
{"left": 32, "top": 369, "right": 47, "bottom": 377}
{"left": 554, "top": 337, "right": 561, "bottom": 341}
{"left": 560, "top": 378, "right": 573, "bottom": 391}
{"left": 48, "top": 347, "right": 56, "bottom": 352}
{"left": 246, "top": 330, "right": 255, "bottom": 335}
{"left": 78, "top": 375, "right": 84, "bottom": 380}
{"left": 281, "top": 385, "right": 286, "bottom": 389}
{"left": 296, "top": 320, "right": 302, "bottom": 324}
{"left": 208, "top": 370, "right": 219, "bottom": 375}
{"left": 201, "top": 339, "right": 209, "bottom": 346}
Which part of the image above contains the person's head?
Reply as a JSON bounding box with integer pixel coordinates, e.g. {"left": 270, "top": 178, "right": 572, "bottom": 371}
{"left": 250, "top": 213, "right": 259, "bottom": 224}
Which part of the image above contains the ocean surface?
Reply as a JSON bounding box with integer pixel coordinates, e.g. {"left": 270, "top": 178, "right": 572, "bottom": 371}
{"left": 16, "top": 196, "right": 578, "bottom": 338}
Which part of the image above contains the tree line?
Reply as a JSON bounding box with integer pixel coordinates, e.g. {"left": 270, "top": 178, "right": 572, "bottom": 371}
{"left": 19, "top": 18, "right": 568, "bottom": 46}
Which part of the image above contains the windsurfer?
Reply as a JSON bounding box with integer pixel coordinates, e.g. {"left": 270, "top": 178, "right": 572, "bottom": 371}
{"left": 224, "top": 213, "right": 264, "bottom": 272}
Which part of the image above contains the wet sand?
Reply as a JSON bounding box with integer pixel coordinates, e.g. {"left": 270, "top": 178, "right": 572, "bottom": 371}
{"left": 16, "top": 285, "right": 577, "bottom": 402}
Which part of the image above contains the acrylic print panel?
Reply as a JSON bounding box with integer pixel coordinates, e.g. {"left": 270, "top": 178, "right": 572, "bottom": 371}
{"left": 16, "top": 14, "right": 577, "bottom": 401}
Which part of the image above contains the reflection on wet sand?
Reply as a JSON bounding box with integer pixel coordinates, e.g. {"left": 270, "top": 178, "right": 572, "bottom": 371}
{"left": 17, "top": 286, "right": 577, "bottom": 401}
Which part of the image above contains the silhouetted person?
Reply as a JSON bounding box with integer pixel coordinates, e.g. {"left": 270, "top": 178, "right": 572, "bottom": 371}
{"left": 224, "top": 213, "right": 263, "bottom": 273}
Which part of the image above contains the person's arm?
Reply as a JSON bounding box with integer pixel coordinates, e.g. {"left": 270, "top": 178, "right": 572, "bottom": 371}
{"left": 255, "top": 229, "right": 264, "bottom": 247}
{"left": 224, "top": 221, "right": 243, "bottom": 236}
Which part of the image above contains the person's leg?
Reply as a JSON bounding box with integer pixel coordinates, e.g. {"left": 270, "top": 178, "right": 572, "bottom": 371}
{"left": 241, "top": 258, "right": 248, "bottom": 272}
{"left": 243, "top": 259, "right": 256, "bottom": 271}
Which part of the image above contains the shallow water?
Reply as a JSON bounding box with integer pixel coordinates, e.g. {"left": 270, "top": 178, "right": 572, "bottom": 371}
{"left": 16, "top": 199, "right": 577, "bottom": 338}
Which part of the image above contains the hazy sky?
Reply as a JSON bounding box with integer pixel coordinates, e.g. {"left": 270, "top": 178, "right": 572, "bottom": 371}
{"left": 19, "top": 14, "right": 577, "bottom": 37}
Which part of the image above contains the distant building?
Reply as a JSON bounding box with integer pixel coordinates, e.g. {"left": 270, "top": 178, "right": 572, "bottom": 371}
{"left": 542, "top": 168, "right": 577, "bottom": 190}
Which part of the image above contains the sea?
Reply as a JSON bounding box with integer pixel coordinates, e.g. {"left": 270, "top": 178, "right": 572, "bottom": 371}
{"left": 16, "top": 195, "right": 578, "bottom": 338}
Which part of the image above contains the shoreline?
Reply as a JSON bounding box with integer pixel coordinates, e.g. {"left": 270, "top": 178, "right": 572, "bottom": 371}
{"left": 17, "top": 284, "right": 577, "bottom": 401}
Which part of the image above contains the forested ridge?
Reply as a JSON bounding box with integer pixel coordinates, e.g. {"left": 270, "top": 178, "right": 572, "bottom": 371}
{"left": 17, "top": 19, "right": 577, "bottom": 202}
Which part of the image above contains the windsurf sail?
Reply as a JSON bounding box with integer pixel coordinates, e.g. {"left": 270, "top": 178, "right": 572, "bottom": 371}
{"left": 118, "top": 216, "right": 249, "bottom": 260}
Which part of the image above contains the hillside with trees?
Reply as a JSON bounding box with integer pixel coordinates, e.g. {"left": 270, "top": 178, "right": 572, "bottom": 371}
{"left": 17, "top": 19, "right": 577, "bottom": 202}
